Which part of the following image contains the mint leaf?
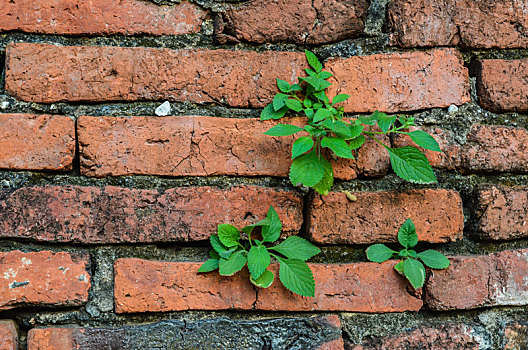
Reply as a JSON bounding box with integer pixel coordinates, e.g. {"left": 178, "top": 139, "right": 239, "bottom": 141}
{"left": 261, "top": 103, "right": 288, "bottom": 120}
{"left": 407, "top": 130, "right": 441, "bottom": 152}
{"left": 366, "top": 244, "right": 396, "bottom": 263}
{"left": 209, "top": 250, "right": 220, "bottom": 260}
{"left": 349, "top": 125, "right": 364, "bottom": 139}
{"left": 289, "top": 150, "right": 325, "bottom": 187}
{"left": 332, "top": 94, "right": 350, "bottom": 105}
{"left": 318, "top": 71, "right": 332, "bottom": 79}
{"left": 321, "top": 137, "right": 354, "bottom": 159}
{"left": 261, "top": 205, "right": 282, "bottom": 243}
{"left": 197, "top": 258, "right": 219, "bottom": 273}
{"left": 219, "top": 251, "right": 247, "bottom": 276}
{"left": 292, "top": 137, "right": 314, "bottom": 159}
{"left": 218, "top": 224, "right": 240, "bottom": 248}
{"left": 271, "top": 236, "right": 321, "bottom": 261}
{"left": 359, "top": 113, "right": 378, "bottom": 126}
{"left": 394, "top": 260, "right": 404, "bottom": 274}
{"left": 377, "top": 114, "right": 397, "bottom": 133}
{"left": 285, "top": 99, "right": 303, "bottom": 112}
{"left": 320, "top": 119, "right": 352, "bottom": 138}
{"left": 313, "top": 108, "right": 332, "bottom": 122}
{"left": 398, "top": 218, "right": 418, "bottom": 249}
{"left": 417, "top": 250, "right": 450, "bottom": 269}
{"left": 210, "top": 234, "right": 232, "bottom": 258}
{"left": 403, "top": 258, "right": 426, "bottom": 289}
{"left": 276, "top": 79, "right": 291, "bottom": 93}
{"left": 386, "top": 146, "right": 437, "bottom": 184}
{"left": 305, "top": 50, "right": 322, "bottom": 73}
{"left": 301, "top": 76, "right": 331, "bottom": 91}
{"left": 312, "top": 156, "right": 334, "bottom": 195}
{"left": 248, "top": 244, "right": 271, "bottom": 279}
{"left": 250, "top": 270, "right": 274, "bottom": 288}
{"left": 277, "top": 257, "right": 316, "bottom": 297}
{"left": 273, "top": 93, "right": 289, "bottom": 111}
{"left": 264, "top": 124, "right": 304, "bottom": 136}
{"left": 290, "top": 84, "right": 302, "bottom": 92}
{"left": 348, "top": 135, "right": 366, "bottom": 150}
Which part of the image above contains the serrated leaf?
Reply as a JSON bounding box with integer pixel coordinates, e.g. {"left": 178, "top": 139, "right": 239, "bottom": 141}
{"left": 349, "top": 125, "right": 364, "bottom": 139}
{"left": 273, "top": 93, "right": 289, "bottom": 111}
{"left": 321, "top": 137, "right": 354, "bottom": 159}
{"left": 261, "top": 205, "right": 282, "bottom": 243}
{"left": 377, "top": 114, "right": 397, "bottom": 133}
{"left": 277, "top": 257, "right": 316, "bottom": 297}
{"left": 398, "top": 218, "right": 418, "bottom": 249}
{"left": 417, "top": 250, "right": 450, "bottom": 269}
{"left": 303, "top": 99, "right": 313, "bottom": 108}
{"left": 218, "top": 224, "right": 240, "bottom": 248}
{"left": 386, "top": 146, "right": 437, "bottom": 184}
{"left": 305, "top": 50, "right": 322, "bottom": 73}
{"left": 197, "top": 258, "right": 219, "bottom": 273}
{"left": 301, "top": 76, "right": 331, "bottom": 91}
{"left": 241, "top": 217, "right": 271, "bottom": 235}
{"left": 290, "top": 84, "right": 302, "bottom": 92}
{"left": 261, "top": 103, "right": 288, "bottom": 120}
{"left": 292, "top": 137, "right": 314, "bottom": 159}
{"left": 318, "top": 71, "right": 332, "bottom": 79}
{"left": 348, "top": 135, "right": 366, "bottom": 150}
{"left": 250, "top": 270, "right": 274, "bottom": 288}
{"left": 305, "top": 108, "right": 314, "bottom": 119}
{"left": 289, "top": 150, "right": 325, "bottom": 187}
{"left": 332, "top": 94, "right": 350, "bottom": 105}
{"left": 305, "top": 68, "right": 317, "bottom": 77}
{"left": 312, "top": 156, "right": 334, "bottom": 195}
{"left": 219, "top": 251, "right": 247, "bottom": 276}
{"left": 359, "top": 113, "right": 378, "bottom": 126}
{"left": 313, "top": 108, "right": 332, "bottom": 122}
{"left": 209, "top": 250, "right": 220, "bottom": 259}
{"left": 320, "top": 119, "right": 352, "bottom": 138}
{"left": 264, "top": 124, "right": 304, "bottom": 136}
{"left": 271, "top": 236, "right": 321, "bottom": 261}
{"left": 284, "top": 99, "right": 303, "bottom": 112}
{"left": 276, "top": 79, "right": 291, "bottom": 93}
{"left": 366, "top": 244, "right": 396, "bottom": 263}
{"left": 403, "top": 258, "right": 426, "bottom": 289}
{"left": 210, "top": 234, "right": 230, "bottom": 256}
{"left": 394, "top": 260, "right": 404, "bottom": 274}
{"left": 247, "top": 244, "right": 271, "bottom": 279}
{"left": 407, "top": 130, "right": 441, "bottom": 152}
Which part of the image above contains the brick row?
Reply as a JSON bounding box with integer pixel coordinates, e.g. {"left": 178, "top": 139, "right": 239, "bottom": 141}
{"left": 0, "top": 320, "right": 18, "bottom": 350}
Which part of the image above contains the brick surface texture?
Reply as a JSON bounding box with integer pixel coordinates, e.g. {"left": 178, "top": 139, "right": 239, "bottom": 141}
{"left": 0, "top": 320, "right": 18, "bottom": 350}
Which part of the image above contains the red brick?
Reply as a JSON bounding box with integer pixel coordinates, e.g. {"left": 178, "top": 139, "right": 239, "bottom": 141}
{"left": 475, "top": 59, "right": 528, "bottom": 112}
{"left": 0, "top": 0, "right": 206, "bottom": 36}
{"left": 461, "top": 124, "right": 528, "bottom": 173}
{"left": 474, "top": 185, "right": 528, "bottom": 241}
{"left": 325, "top": 48, "right": 470, "bottom": 113}
{"left": 388, "top": 0, "right": 528, "bottom": 48}
{"left": 0, "top": 113, "right": 75, "bottom": 171}
{"left": 309, "top": 189, "right": 463, "bottom": 244}
{"left": 504, "top": 322, "right": 528, "bottom": 350}
{"left": 114, "top": 259, "right": 423, "bottom": 313}
{"left": 215, "top": 0, "right": 368, "bottom": 44}
{"left": 79, "top": 115, "right": 385, "bottom": 179}
{"left": 5, "top": 43, "right": 306, "bottom": 107}
{"left": 425, "top": 249, "right": 528, "bottom": 310}
{"left": 0, "top": 185, "right": 303, "bottom": 243}
{"left": 0, "top": 320, "right": 18, "bottom": 350}
{"left": 348, "top": 324, "right": 480, "bottom": 349}
{"left": 27, "top": 328, "right": 75, "bottom": 350}
{"left": 0, "top": 251, "right": 90, "bottom": 311}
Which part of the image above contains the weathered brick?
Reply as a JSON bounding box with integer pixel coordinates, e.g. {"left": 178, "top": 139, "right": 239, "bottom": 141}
{"left": 0, "top": 114, "right": 75, "bottom": 171}
{"left": 0, "top": 251, "right": 90, "bottom": 311}
{"left": 309, "top": 189, "right": 464, "bottom": 244}
{"left": 79, "top": 115, "right": 385, "bottom": 179}
{"left": 461, "top": 124, "right": 528, "bottom": 174}
{"left": 0, "top": 320, "right": 18, "bottom": 350}
{"left": 325, "top": 48, "right": 470, "bottom": 113}
{"left": 388, "top": 0, "right": 528, "bottom": 48}
{"left": 0, "top": 185, "right": 303, "bottom": 243}
{"left": 475, "top": 59, "right": 528, "bottom": 112}
{"left": 5, "top": 43, "right": 306, "bottom": 107}
{"left": 0, "top": 0, "right": 206, "bottom": 36}
{"left": 215, "top": 0, "right": 368, "bottom": 44}
{"left": 347, "top": 323, "right": 481, "bottom": 349}
{"left": 425, "top": 249, "right": 528, "bottom": 310}
{"left": 114, "top": 259, "right": 423, "bottom": 313}
{"left": 474, "top": 185, "right": 528, "bottom": 241}
{"left": 504, "top": 322, "right": 528, "bottom": 350}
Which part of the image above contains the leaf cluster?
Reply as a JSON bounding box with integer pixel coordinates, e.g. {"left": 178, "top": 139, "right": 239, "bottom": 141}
{"left": 261, "top": 50, "right": 441, "bottom": 195}
{"left": 198, "top": 206, "right": 321, "bottom": 297}
{"left": 366, "top": 219, "right": 450, "bottom": 289}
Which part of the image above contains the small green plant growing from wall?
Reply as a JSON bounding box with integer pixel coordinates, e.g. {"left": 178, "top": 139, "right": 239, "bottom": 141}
{"left": 366, "top": 219, "right": 450, "bottom": 289}
{"left": 261, "top": 50, "right": 441, "bottom": 195}
{"left": 198, "top": 206, "right": 321, "bottom": 297}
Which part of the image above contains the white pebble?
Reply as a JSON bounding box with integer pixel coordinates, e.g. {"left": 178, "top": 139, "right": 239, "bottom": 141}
{"left": 0, "top": 101, "right": 9, "bottom": 110}
{"left": 448, "top": 104, "right": 459, "bottom": 114}
{"left": 155, "top": 101, "right": 171, "bottom": 116}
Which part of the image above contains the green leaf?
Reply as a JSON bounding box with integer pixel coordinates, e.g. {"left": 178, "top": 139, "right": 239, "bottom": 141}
{"left": 241, "top": 217, "right": 271, "bottom": 235}
{"left": 349, "top": 125, "right": 364, "bottom": 139}
{"left": 417, "top": 250, "right": 450, "bottom": 269}
{"left": 332, "top": 94, "right": 350, "bottom": 105}
{"left": 209, "top": 250, "right": 220, "bottom": 260}
{"left": 348, "top": 135, "right": 366, "bottom": 150}
{"left": 398, "top": 218, "right": 418, "bottom": 249}
{"left": 305, "top": 50, "right": 322, "bottom": 73}
{"left": 261, "top": 206, "right": 282, "bottom": 243}
{"left": 247, "top": 244, "right": 271, "bottom": 279}
{"left": 305, "top": 68, "right": 317, "bottom": 77}
{"left": 303, "top": 99, "right": 313, "bottom": 108}
{"left": 366, "top": 244, "right": 396, "bottom": 263}
{"left": 320, "top": 119, "right": 352, "bottom": 138}
{"left": 301, "top": 76, "right": 331, "bottom": 91}
{"left": 406, "top": 130, "right": 441, "bottom": 152}
{"left": 261, "top": 103, "right": 288, "bottom": 120}
{"left": 359, "top": 113, "right": 378, "bottom": 126}
{"left": 289, "top": 150, "right": 325, "bottom": 187}
{"left": 271, "top": 236, "right": 321, "bottom": 261}
{"left": 313, "top": 108, "right": 332, "bottom": 122}
{"left": 321, "top": 137, "right": 354, "bottom": 159}
{"left": 318, "top": 71, "right": 332, "bottom": 79}
{"left": 217, "top": 224, "right": 240, "bottom": 248}
{"left": 292, "top": 137, "right": 314, "bottom": 159}
{"left": 403, "top": 258, "right": 426, "bottom": 289}
{"left": 276, "top": 79, "right": 291, "bottom": 93}
{"left": 250, "top": 270, "right": 274, "bottom": 288}
{"left": 197, "top": 258, "right": 219, "bottom": 273}
{"left": 264, "top": 124, "right": 304, "bottom": 136}
{"left": 386, "top": 146, "right": 437, "bottom": 184}
{"left": 219, "top": 251, "right": 247, "bottom": 276}
{"left": 290, "top": 84, "right": 302, "bottom": 92}
{"left": 277, "top": 257, "right": 316, "bottom": 297}
{"left": 312, "top": 156, "right": 334, "bottom": 195}
{"left": 285, "top": 99, "right": 303, "bottom": 112}
{"left": 273, "top": 93, "right": 289, "bottom": 111}
{"left": 377, "top": 114, "right": 397, "bottom": 133}
{"left": 210, "top": 234, "right": 231, "bottom": 257}
{"left": 305, "top": 108, "right": 314, "bottom": 119}
{"left": 394, "top": 260, "right": 404, "bottom": 274}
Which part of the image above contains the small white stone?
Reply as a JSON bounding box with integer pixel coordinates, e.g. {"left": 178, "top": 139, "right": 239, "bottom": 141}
{"left": 0, "top": 101, "right": 9, "bottom": 110}
{"left": 155, "top": 101, "right": 171, "bottom": 116}
{"left": 448, "top": 104, "right": 459, "bottom": 114}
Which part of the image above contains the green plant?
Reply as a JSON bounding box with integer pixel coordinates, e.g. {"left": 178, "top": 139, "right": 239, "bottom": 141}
{"left": 198, "top": 206, "right": 321, "bottom": 297}
{"left": 366, "top": 219, "right": 450, "bottom": 289}
{"left": 261, "top": 50, "right": 441, "bottom": 195}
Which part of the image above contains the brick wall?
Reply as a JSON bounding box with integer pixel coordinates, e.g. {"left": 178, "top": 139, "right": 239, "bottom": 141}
{"left": 0, "top": 0, "right": 527, "bottom": 349}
